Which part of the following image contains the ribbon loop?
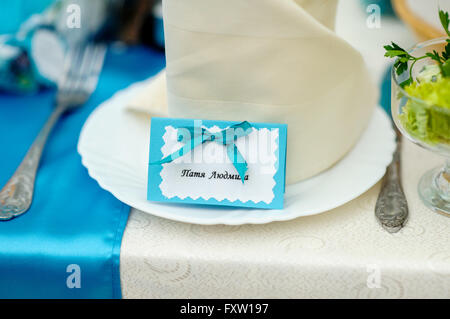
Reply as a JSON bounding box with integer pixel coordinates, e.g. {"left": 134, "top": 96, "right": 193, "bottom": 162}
{"left": 151, "top": 121, "right": 253, "bottom": 183}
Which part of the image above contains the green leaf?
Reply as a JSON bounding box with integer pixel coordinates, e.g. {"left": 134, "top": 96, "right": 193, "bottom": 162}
{"left": 384, "top": 42, "right": 415, "bottom": 78}
{"left": 384, "top": 9, "right": 450, "bottom": 84}
{"left": 399, "top": 78, "right": 412, "bottom": 88}
{"left": 442, "top": 59, "right": 450, "bottom": 77}
{"left": 426, "top": 51, "right": 444, "bottom": 64}
{"left": 394, "top": 60, "right": 408, "bottom": 76}
{"left": 390, "top": 42, "right": 406, "bottom": 51}
{"left": 384, "top": 42, "right": 411, "bottom": 58}
{"left": 442, "top": 42, "right": 450, "bottom": 60}
{"left": 439, "top": 9, "right": 450, "bottom": 37}
{"left": 384, "top": 50, "right": 409, "bottom": 58}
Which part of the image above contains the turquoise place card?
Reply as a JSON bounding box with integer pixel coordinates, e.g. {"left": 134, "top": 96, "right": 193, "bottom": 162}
{"left": 148, "top": 118, "right": 287, "bottom": 209}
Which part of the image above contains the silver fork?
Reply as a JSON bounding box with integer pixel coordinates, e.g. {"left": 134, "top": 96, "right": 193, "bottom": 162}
{"left": 0, "top": 44, "right": 106, "bottom": 221}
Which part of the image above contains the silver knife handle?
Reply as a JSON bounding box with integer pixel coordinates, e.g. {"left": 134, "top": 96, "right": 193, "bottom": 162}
{"left": 0, "top": 105, "right": 65, "bottom": 221}
{"left": 375, "top": 136, "right": 409, "bottom": 233}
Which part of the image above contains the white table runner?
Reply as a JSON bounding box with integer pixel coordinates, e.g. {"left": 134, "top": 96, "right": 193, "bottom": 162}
{"left": 120, "top": 135, "right": 450, "bottom": 299}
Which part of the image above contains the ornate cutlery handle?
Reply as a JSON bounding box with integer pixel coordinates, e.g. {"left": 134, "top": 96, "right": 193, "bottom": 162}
{"left": 0, "top": 105, "right": 65, "bottom": 220}
{"left": 375, "top": 134, "right": 409, "bottom": 233}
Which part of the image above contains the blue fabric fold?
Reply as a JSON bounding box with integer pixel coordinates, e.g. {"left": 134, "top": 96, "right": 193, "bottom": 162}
{"left": 0, "top": 46, "right": 165, "bottom": 298}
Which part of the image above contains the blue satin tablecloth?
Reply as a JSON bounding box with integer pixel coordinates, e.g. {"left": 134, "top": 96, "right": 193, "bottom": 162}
{"left": 0, "top": 0, "right": 53, "bottom": 34}
{"left": 0, "top": 46, "right": 165, "bottom": 298}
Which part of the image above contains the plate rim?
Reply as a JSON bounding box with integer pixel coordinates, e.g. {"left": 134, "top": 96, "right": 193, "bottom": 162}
{"left": 78, "top": 79, "right": 396, "bottom": 225}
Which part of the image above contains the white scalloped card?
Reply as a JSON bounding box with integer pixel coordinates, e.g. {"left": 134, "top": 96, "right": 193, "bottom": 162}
{"left": 148, "top": 118, "right": 287, "bottom": 209}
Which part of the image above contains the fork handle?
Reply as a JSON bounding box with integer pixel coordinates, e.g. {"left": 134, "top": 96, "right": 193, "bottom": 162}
{"left": 0, "top": 104, "right": 65, "bottom": 221}
{"left": 375, "top": 134, "right": 409, "bottom": 233}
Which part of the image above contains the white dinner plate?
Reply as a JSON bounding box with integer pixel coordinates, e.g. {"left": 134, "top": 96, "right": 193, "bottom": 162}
{"left": 78, "top": 79, "right": 396, "bottom": 225}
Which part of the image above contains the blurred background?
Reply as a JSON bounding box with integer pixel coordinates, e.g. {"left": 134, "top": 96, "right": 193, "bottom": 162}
{"left": 0, "top": 0, "right": 165, "bottom": 93}
{"left": 0, "top": 0, "right": 164, "bottom": 47}
{"left": 0, "top": 0, "right": 449, "bottom": 95}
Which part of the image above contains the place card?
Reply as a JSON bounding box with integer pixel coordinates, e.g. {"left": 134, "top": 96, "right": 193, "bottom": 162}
{"left": 148, "top": 118, "right": 287, "bottom": 209}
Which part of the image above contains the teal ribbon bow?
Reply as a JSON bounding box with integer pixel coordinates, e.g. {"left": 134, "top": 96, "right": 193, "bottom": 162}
{"left": 152, "top": 121, "right": 253, "bottom": 183}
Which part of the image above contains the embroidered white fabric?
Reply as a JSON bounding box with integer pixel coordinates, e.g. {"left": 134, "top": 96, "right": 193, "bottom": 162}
{"left": 120, "top": 139, "right": 450, "bottom": 299}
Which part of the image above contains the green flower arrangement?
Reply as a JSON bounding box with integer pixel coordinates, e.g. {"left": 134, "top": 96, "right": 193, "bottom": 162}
{"left": 385, "top": 9, "right": 450, "bottom": 145}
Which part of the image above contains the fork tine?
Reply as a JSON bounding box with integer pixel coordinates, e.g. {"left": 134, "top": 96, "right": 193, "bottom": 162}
{"left": 71, "top": 45, "right": 95, "bottom": 94}
{"left": 59, "top": 45, "right": 84, "bottom": 93}
{"left": 57, "top": 43, "right": 106, "bottom": 106}
{"left": 57, "top": 46, "right": 75, "bottom": 90}
{"left": 84, "top": 45, "right": 106, "bottom": 94}
{"left": 72, "top": 44, "right": 106, "bottom": 98}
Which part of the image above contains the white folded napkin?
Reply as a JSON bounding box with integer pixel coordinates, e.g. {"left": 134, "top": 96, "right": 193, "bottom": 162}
{"left": 128, "top": 71, "right": 167, "bottom": 116}
{"left": 129, "top": 0, "right": 378, "bottom": 184}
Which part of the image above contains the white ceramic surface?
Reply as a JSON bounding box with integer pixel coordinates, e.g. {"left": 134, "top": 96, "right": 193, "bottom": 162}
{"left": 78, "top": 80, "right": 396, "bottom": 225}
